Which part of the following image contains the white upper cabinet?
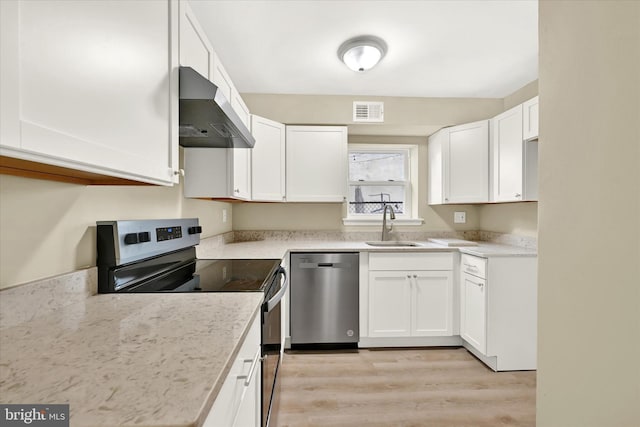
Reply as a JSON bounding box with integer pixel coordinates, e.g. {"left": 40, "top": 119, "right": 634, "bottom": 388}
{"left": 211, "top": 52, "right": 234, "bottom": 103}
{"left": 179, "top": 0, "right": 213, "bottom": 79}
{"left": 231, "top": 92, "right": 251, "bottom": 130}
{"left": 0, "top": 0, "right": 179, "bottom": 185}
{"left": 251, "top": 115, "right": 286, "bottom": 202}
{"left": 211, "top": 52, "right": 251, "bottom": 128}
{"left": 183, "top": 147, "right": 251, "bottom": 200}
{"left": 522, "top": 96, "right": 539, "bottom": 141}
{"left": 180, "top": 0, "right": 250, "bottom": 129}
{"left": 428, "top": 120, "right": 489, "bottom": 204}
{"left": 285, "top": 126, "right": 348, "bottom": 202}
{"left": 490, "top": 104, "right": 538, "bottom": 202}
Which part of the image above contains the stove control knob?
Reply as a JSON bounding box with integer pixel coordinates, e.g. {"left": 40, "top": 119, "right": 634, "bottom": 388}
{"left": 138, "top": 232, "right": 151, "bottom": 243}
{"left": 124, "top": 233, "right": 139, "bottom": 245}
{"left": 188, "top": 226, "right": 202, "bottom": 235}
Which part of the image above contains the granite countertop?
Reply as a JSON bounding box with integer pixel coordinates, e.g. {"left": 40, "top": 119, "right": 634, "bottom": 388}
{"left": 458, "top": 243, "right": 537, "bottom": 258}
{"left": 0, "top": 292, "right": 263, "bottom": 427}
{"left": 196, "top": 239, "right": 536, "bottom": 260}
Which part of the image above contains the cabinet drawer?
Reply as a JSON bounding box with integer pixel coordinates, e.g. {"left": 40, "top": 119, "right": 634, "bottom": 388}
{"left": 461, "top": 254, "right": 487, "bottom": 279}
{"left": 369, "top": 252, "right": 453, "bottom": 271}
{"left": 204, "top": 311, "right": 261, "bottom": 427}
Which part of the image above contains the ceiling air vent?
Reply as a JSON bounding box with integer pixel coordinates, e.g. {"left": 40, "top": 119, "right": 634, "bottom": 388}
{"left": 353, "top": 101, "right": 384, "bottom": 123}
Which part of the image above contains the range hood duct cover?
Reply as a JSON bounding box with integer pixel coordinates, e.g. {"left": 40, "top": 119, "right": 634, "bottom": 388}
{"left": 179, "top": 66, "right": 255, "bottom": 149}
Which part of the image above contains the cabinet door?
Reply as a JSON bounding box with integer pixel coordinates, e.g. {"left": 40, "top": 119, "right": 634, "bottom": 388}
{"left": 232, "top": 353, "right": 261, "bottom": 427}
{"left": 204, "top": 314, "right": 261, "bottom": 427}
{"left": 212, "top": 52, "right": 234, "bottom": 103}
{"left": 445, "top": 120, "right": 489, "bottom": 203}
{"left": 427, "top": 128, "right": 446, "bottom": 205}
{"left": 286, "top": 126, "right": 348, "bottom": 202}
{"left": 412, "top": 271, "right": 453, "bottom": 336}
{"left": 491, "top": 104, "right": 524, "bottom": 202}
{"left": 522, "top": 96, "right": 539, "bottom": 141}
{"left": 368, "top": 272, "right": 411, "bottom": 337}
{"left": 461, "top": 272, "right": 487, "bottom": 354}
{"left": 184, "top": 147, "right": 250, "bottom": 200}
{"left": 0, "top": 0, "right": 179, "bottom": 185}
{"left": 251, "top": 115, "right": 286, "bottom": 201}
{"left": 179, "top": 0, "right": 213, "bottom": 79}
{"left": 231, "top": 90, "right": 251, "bottom": 129}
{"left": 232, "top": 148, "right": 252, "bottom": 200}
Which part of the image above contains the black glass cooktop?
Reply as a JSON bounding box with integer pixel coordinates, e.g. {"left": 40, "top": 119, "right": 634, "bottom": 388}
{"left": 193, "top": 258, "right": 280, "bottom": 292}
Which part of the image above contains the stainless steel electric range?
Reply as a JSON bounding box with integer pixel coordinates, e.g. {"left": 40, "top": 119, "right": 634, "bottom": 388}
{"left": 96, "top": 218, "right": 286, "bottom": 427}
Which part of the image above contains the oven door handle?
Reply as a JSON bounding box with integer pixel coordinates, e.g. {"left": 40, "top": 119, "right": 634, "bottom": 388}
{"left": 266, "top": 267, "right": 288, "bottom": 313}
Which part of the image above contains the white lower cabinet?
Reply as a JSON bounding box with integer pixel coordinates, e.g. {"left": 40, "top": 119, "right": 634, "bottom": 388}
{"left": 204, "top": 312, "right": 261, "bottom": 427}
{"left": 369, "top": 270, "right": 453, "bottom": 337}
{"left": 459, "top": 253, "right": 537, "bottom": 371}
{"left": 460, "top": 272, "right": 487, "bottom": 354}
{"left": 364, "top": 252, "right": 455, "bottom": 343}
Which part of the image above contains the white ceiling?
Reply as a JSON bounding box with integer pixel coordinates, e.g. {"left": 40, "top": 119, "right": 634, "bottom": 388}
{"left": 190, "top": 0, "right": 538, "bottom": 98}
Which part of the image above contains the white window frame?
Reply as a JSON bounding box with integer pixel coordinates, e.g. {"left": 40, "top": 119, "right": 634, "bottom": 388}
{"left": 343, "top": 144, "right": 423, "bottom": 226}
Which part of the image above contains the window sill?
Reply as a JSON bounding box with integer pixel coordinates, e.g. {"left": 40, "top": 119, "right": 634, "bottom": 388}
{"left": 342, "top": 218, "right": 424, "bottom": 226}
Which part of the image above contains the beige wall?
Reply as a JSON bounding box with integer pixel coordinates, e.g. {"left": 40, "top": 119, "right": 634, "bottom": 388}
{"left": 478, "top": 203, "right": 538, "bottom": 237}
{"left": 243, "top": 93, "right": 504, "bottom": 137}
{"left": 0, "top": 165, "right": 232, "bottom": 289}
{"left": 504, "top": 80, "right": 538, "bottom": 110}
{"left": 537, "top": 1, "right": 640, "bottom": 426}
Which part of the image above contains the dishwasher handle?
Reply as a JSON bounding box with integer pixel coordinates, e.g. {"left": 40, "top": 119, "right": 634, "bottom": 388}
{"left": 299, "top": 262, "right": 352, "bottom": 269}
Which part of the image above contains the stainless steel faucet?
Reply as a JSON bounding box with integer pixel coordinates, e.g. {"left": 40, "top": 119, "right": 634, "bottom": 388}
{"left": 381, "top": 204, "right": 396, "bottom": 241}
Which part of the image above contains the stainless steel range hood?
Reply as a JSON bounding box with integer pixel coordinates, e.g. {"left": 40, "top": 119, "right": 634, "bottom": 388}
{"left": 179, "top": 66, "right": 255, "bottom": 148}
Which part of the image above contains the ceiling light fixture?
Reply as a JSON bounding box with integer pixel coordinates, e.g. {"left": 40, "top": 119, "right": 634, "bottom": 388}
{"left": 338, "top": 35, "right": 387, "bottom": 72}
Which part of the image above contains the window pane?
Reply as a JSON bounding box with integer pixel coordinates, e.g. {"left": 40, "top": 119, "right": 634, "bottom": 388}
{"left": 349, "top": 152, "right": 405, "bottom": 181}
{"left": 348, "top": 185, "right": 405, "bottom": 214}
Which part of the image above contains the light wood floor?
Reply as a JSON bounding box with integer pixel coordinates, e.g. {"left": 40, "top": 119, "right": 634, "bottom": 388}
{"left": 273, "top": 347, "right": 536, "bottom": 427}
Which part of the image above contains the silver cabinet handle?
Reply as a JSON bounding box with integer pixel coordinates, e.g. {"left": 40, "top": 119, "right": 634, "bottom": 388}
{"left": 464, "top": 263, "right": 479, "bottom": 270}
{"left": 412, "top": 274, "right": 417, "bottom": 278}
{"left": 469, "top": 280, "right": 484, "bottom": 289}
{"left": 239, "top": 348, "right": 262, "bottom": 387}
{"left": 232, "top": 347, "right": 262, "bottom": 426}
{"left": 515, "top": 193, "right": 522, "bottom": 198}
{"left": 407, "top": 274, "right": 411, "bottom": 279}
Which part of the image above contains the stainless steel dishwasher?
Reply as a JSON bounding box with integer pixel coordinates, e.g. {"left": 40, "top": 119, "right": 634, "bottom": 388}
{"left": 290, "top": 252, "right": 359, "bottom": 347}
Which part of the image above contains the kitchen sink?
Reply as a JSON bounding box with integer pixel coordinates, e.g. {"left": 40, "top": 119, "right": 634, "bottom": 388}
{"left": 365, "top": 241, "right": 421, "bottom": 247}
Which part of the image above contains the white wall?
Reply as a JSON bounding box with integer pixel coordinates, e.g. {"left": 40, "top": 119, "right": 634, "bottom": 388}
{"left": 537, "top": 1, "right": 640, "bottom": 425}
{"left": 0, "top": 167, "right": 232, "bottom": 289}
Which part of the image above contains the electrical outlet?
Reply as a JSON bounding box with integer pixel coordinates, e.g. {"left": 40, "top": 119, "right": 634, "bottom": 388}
{"left": 222, "top": 208, "right": 227, "bottom": 223}
{"left": 454, "top": 211, "right": 466, "bottom": 224}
